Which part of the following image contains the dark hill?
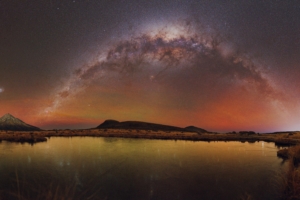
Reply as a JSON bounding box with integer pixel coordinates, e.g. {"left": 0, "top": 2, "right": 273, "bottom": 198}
{"left": 99, "top": 120, "right": 120, "bottom": 127}
{"left": 97, "top": 120, "right": 208, "bottom": 133}
{"left": 0, "top": 113, "right": 41, "bottom": 131}
{"left": 97, "top": 120, "right": 184, "bottom": 131}
{"left": 184, "top": 126, "right": 208, "bottom": 133}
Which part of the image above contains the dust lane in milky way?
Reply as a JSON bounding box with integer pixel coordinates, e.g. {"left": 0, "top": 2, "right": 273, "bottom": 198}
{"left": 0, "top": 1, "right": 299, "bottom": 132}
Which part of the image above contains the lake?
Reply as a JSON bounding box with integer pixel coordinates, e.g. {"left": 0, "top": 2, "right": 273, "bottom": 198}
{"left": 0, "top": 137, "right": 286, "bottom": 200}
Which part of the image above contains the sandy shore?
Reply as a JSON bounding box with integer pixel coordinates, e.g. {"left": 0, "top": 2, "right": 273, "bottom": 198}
{"left": 0, "top": 129, "right": 300, "bottom": 146}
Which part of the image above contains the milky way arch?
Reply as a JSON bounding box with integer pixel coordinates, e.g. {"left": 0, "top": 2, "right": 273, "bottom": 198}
{"left": 43, "top": 21, "right": 278, "bottom": 114}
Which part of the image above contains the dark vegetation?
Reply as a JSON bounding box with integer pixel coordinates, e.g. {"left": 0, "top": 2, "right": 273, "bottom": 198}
{"left": 1, "top": 129, "right": 300, "bottom": 148}
{"left": 277, "top": 145, "right": 300, "bottom": 199}
{"left": 239, "top": 131, "right": 256, "bottom": 135}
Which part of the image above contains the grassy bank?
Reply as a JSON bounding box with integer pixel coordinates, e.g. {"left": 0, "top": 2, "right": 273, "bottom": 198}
{"left": 1, "top": 129, "right": 300, "bottom": 146}
{"left": 277, "top": 145, "right": 300, "bottom": 199}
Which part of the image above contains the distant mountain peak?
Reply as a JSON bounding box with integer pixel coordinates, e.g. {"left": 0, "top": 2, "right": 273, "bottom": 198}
{"left": 0, "top": 113, "right": 41, "bottom": 131}
{"left": 1, "top": 113, "right": 17, "bottom": 119}
{"left": 1, "top": 113, "right": 14, "bottom": 119}
{"left": 0, "top": 113, "right": 24, "bottom": 123}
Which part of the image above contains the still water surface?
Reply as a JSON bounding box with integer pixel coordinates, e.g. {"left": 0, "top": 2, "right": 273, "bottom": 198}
{"left": 0, "top": 137, "right": 286, "bottom": 200}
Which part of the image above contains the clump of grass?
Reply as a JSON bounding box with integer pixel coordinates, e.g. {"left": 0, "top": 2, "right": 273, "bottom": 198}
{"left": 239, "top": 192, "right": 253, "bottom": 200}
{"left": 0, "top": 167, "right": 103, "bottom": 200}
{"left": 289, "top": 146, "right": 300, "bottom": 166}
{"left": 278, "top": 148, "right": 289, "bottom": 159}
{"left": 279, "top": 145, "right": 300, "bottom": 199}
{"left": 281, "top": 162, "right": 300, "bottom": 199}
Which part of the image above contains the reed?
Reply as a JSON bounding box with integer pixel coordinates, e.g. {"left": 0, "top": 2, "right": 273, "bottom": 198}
{"left": 0, "top": 167, "right": 102, "bottom": 200}
{"left": 278, "top": 145, "right": 300, "bottom": 200}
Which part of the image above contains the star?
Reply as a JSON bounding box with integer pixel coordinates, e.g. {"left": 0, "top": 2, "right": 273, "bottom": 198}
{"left": 1, "top": 0, "right": 299, "bottom": 131}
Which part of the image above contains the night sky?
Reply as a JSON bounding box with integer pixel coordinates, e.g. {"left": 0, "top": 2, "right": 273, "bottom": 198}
{"left": 1, "top": 0, "right": 300, "bottom": 132}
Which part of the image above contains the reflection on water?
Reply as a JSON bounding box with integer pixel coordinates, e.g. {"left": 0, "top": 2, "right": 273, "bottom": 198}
{"left": 0, "top": 137, "right": 286, "bottom": 200}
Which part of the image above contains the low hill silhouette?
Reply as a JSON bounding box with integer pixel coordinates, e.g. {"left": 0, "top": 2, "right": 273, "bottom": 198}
{"left": 96, "top": 120, "right": 208, "bottom": 133}
{"left": 0, "top": 113, "right": 41, "bottom": 131}
{"left": 184, "top": 126, "right": 208, "bottom": 134}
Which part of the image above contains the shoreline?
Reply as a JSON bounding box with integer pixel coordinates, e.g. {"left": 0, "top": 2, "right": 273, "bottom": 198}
{"left": 277, "top": 145, "right": 300, "bottom": 199}
{"left": 0, "top": 129, "right": 299, "bottom": 146}
{"left": 1, "top": 128, "right": 299, "bottom": 199}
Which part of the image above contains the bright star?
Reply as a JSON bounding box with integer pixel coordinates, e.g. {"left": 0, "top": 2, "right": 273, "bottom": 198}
{"left": 0, "top": 88, "right": 3, "bottom": 93}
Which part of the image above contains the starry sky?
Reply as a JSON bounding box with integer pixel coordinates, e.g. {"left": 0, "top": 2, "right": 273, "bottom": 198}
{"left": 0, "top": 0, "right": 300, "bottom": 132}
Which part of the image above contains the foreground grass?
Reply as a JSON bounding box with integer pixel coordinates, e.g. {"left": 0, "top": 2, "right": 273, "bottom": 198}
{"left": 1, "top": 180, "right": 101, "bottom": 200}
{"left": 0, "top": 167, "right": 102, "bottom": 200}
{"left": 278, "top": 145, "right": 300, "bottom": 199}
